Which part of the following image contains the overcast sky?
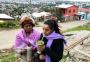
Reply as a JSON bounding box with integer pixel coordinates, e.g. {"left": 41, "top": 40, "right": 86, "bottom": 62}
{"left": 66, "top": 0, "right": 90, "bottom": 2}
{"left": 0, "top": 0, "right": 90, "bottom": 2}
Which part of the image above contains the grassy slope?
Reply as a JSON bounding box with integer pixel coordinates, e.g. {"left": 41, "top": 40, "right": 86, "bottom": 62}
{"left": 63, "top": 22, "right": 90, "bottom": 32}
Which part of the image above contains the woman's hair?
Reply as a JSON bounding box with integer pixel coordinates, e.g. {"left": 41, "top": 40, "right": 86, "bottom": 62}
{"left": 44, "top": 19, "right": 62, "bottom": 35}
{"left": 20, "top": 16, "right": 35, "bottom": 28}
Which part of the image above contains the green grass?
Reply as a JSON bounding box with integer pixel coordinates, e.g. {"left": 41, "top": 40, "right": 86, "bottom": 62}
{"left": 63, "top": 22, "right": 90, "bottom": 32}
{"left": 0, "top": 52, "right": 68, "bottom": 62}
{"left": 0, "top": 52, "right": 17, "bottom": 62}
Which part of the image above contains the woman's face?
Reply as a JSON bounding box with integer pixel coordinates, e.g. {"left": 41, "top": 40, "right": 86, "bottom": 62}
{"left": 43, "top": 24, "right": 52, "bottom": 36}
{"left": 23, "top": 24, "right": 33, "bottom": 33}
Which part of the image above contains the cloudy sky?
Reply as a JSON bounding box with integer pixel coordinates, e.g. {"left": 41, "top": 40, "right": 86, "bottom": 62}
{"left": 66, "top": 0, "right": 90, "bottom": 2}
{"left": 0, "top": 0, "right": 90, "bottom": 2}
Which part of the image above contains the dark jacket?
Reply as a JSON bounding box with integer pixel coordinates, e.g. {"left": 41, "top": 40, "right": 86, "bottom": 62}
{"left": 40, "top": 34, "right": 64, "bottom": 62}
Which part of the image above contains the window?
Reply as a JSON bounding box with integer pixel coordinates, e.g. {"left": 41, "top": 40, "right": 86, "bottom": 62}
{"left": 69, "top": 10, "right": 71, "bottom": 13}
{"left": 82, "top": 15, "right": 84, "bottom": 19}
{"left": 73, "top": 9, "right": 75, "bottom": 13}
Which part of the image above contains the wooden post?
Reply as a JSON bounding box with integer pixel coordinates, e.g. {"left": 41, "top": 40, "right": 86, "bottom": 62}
{"left": 27, "top": 47, "right": 32, "bottom": 62}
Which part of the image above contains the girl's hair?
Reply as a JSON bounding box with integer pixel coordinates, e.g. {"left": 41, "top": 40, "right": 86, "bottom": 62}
{"left": 44, "top": 19, "right": 62, "bottom": 35}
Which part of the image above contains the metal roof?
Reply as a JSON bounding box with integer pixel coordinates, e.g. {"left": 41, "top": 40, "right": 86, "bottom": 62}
{"left": 0, "top": 14, "right": 13, "bottom": 19}
{"left": 55, "top": 4, "right": 74, "bottom": 8}
{"left": 32, "top": 12, "right": 51, "bottom": 18}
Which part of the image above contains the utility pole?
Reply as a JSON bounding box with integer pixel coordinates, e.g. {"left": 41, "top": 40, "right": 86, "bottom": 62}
{"left": 26, "top": 0, "right": 32, "bottom": 13}
{"left": 29, "top": 0, "right": 32, "bottom": 14}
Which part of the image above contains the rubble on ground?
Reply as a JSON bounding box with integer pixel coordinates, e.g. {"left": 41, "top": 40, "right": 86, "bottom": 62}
{"left": 64, "top": 30, "right": 90, "bottom": 62}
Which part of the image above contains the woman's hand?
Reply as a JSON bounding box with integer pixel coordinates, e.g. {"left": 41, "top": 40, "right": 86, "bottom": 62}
{"left": 39, "top": 55, "right": 45, "bottom": 60}
{"left": 21, "top": 49, "right": 27, "bottom": 54}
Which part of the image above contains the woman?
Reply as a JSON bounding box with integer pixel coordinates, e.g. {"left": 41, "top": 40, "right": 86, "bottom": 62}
{"left": 39, "top": 19, "right": 65, "bottom": 62}
{"left": 14, "top": 16, "right": 41, "bottom": 62}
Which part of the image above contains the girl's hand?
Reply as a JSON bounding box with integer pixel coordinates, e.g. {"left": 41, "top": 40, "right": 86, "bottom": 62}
{"left": 39, "top": 55, "right": 45, "bottom": 60}
{"left": 37, "top": 45, "right": 45, "bottom": 52}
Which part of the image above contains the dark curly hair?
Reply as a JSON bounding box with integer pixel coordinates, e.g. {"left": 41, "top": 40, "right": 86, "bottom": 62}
{"left": 44, "top": 19, "right": 62, "bottom": 35}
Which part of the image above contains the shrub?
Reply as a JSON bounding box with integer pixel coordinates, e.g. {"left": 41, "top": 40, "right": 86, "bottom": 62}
{"left": 0, "top": 21, "right": 19, "bottom": 29}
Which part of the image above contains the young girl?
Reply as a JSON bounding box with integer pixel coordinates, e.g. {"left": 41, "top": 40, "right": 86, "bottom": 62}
{"left": 39, "top": 19, "right": 65, "bottom": 62}
{"left": 14, "top": 16, "right": 41, "bottom": 62}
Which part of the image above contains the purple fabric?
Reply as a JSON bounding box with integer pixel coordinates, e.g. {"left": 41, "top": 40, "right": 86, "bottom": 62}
{"left": 14, "top": 29, "right": 41, "bottom": 49}
{"left": 44, "top": 31, "right": 65, "bottom": 62}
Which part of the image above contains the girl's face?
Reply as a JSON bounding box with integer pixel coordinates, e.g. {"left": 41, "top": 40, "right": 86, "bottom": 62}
{"left": 43, "top": 24, "right": 52, "bottom": 36}
{"left": 23, "top": 24, "right": 33, "bottom": 33}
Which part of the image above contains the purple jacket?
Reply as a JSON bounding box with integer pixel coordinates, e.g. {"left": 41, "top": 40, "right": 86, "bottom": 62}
{"left": 14, "top": 29, "right": 41, "bottom": 50}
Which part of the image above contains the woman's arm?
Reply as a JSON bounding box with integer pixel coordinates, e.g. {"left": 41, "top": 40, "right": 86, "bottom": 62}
{"left": 14, "top": 34, "right": 26, "bottom": 54}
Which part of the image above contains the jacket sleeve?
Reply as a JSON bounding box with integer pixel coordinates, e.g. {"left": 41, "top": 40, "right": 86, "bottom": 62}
{"left": 14, "top": 34, "right": 26, "bottom": 53}
{"left": 45, "top": 39, "right": 64, "bottom": 61}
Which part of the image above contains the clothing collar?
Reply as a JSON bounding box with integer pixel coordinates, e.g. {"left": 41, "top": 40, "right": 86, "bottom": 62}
{"left": 44, "top": 31, "right": 64, "bottom": 40}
